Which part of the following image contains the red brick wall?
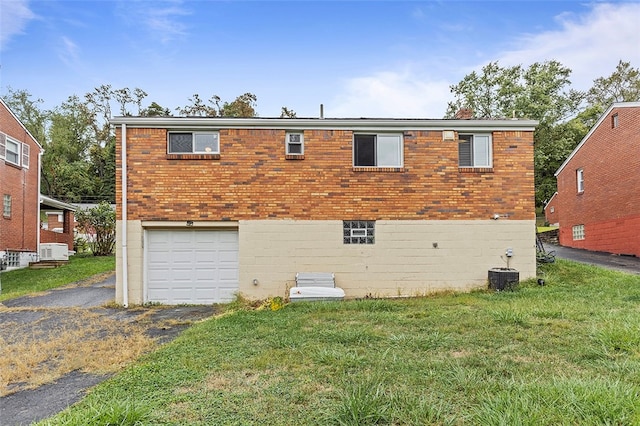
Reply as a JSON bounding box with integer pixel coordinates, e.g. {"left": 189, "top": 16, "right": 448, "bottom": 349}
{"left": 0, "top": 103, "right": 41, "bottom": 252}
{"left": 556, "top": 106, "right": 640, "bottom": 256}
{"left": 40, "top": 211, "right": 75, "bottom": 250}
{"left": 116, "top": 127, "right": 534, "bottom": 222}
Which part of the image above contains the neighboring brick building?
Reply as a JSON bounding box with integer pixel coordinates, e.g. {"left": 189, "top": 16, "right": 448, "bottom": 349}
{"left": 551, "top": 102, "right": 640, "bottom": 256}
{"left": 111, "top": 116, "right": 537, "bottom": 305}
{"left": 40, "top": 194, "right": 76, "bottom": 252}
{"left": 0, "top": 98, "right": 43, "bottom": 269}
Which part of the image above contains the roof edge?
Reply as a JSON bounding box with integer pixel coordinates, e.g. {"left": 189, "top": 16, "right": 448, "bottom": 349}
{"left": 555, "top": 102, "right": 640, "bottom": 177}
{"left": 0, "top": 97, "right": 44, "bottom": 151}
{"left": 109, "top": 116, "right": 538, "bottom": 131}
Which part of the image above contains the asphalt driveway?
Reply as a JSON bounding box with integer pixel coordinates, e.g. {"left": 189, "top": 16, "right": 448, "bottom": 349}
{"left": 545, "top": 243, "right": 640, "bottom": 275}
{"left": 0, "top": 273, "right": 220, "bottom": 426}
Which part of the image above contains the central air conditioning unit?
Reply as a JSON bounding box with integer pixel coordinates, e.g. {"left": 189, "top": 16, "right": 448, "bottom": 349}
{"left": 40, "top": 243, "right": 69, "bottom": 261}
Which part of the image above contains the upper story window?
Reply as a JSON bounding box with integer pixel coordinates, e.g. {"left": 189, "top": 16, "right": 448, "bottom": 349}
{"left": 612, "top": 113, "right": 619, "bottom": 128}
{"left": 168, "top": 132, "right": 219, "bottom": 154}
{"left": 5, "top": 138, "right": 21, "bottom": 166}
{"left": 576, "top": 168, "right": 584, "bottom": 193}
{"left": 286, "top": 132, "right": 304, "bottom": 155}
{"left": 458, "top": 134, "right": 492, "bottom": 168}
{"left": 353, "top": 134, "right": 403, "bottom": 168}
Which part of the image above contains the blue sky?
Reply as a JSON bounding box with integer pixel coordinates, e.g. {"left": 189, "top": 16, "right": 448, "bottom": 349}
{"left": 1, "top": 0, "right": 639, "bottom": 118}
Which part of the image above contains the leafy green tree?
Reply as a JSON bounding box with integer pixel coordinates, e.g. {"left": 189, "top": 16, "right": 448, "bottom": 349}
{"left": 280, "top": 107, "right": 297, "bottom": 118}
{"left": 220, "top": 92, "right": 258, "bottom": 117}
{"left": 2, "top": 87, "right": 47, "bottom": 144}
{"left": 586, "top": 60, "right": 640, "bottom": 111}
{"left": 141, "top": 101, "right": 172, "bottom": 117}
{"left": 75, "top": 201, "right": 116, "bottom": 256}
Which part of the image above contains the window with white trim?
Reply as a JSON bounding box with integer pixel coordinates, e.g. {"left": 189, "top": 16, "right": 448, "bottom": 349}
{"left": 168, "top": 132, "right": 219, "bottom": 154}
{"left": 576, "top": 168, "right": 584, "bottom": 193}
{"left": 343, "top": 220, "right": 375, "bottom": 244}
{"left": 353, "top": 134, "right": 403, "bottom": 167}
{"left": 458, "top": 134, "right": 492, "bottom": 167}
{"left": 3, "top": 195, "right": 11, "bottom": 218}
{"left": 572, "top": 224, "right": 585, "bottom": 241}
{"left": 5, "top": 138, "right": 21, "bottom": 166}
{"left": 286, "top": 132, "right": 304, "bottom": 155}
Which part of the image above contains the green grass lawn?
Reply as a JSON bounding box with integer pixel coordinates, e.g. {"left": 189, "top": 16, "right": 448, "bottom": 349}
{"left": 41, "top": 260, "right": 640, "bottom": 425}
{"left": 0, "top": 255, "right": 115, "bottom": 302}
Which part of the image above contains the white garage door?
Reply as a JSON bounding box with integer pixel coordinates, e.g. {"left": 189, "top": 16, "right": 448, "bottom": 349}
{"left": 146, "top": 229, "right": 239, "bottom": 304}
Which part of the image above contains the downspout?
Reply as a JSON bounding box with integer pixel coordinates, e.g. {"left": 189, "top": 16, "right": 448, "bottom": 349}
{"left": 121, "top": 124, "right": 129, "bottom": 307}
{"left": 37, "top": 149, "right": 43, "bottom": 259}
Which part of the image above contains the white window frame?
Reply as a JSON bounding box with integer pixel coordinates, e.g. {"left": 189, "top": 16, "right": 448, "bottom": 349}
{"left": 576, "top": 168, "right": 584, "bottom": 193}
{"left": 286, "top": 132, "right": 304, "bottom": 155}
{"left": 168, "top": 131, "right": 220, "bottom": 154}
{"left": 5, "top": 138, "right": 21, "bottom": 166}
{"left": 3, "top": 194, "right": 11, "bottom": 218}
{"left": 458, "top": 133, "right": 492, "bottom": 168}
{"left": 572, "top": 224, "right": 585, "bottom": 241}
{"left": 353, "top": 133, "right": 403, "bottom": 168}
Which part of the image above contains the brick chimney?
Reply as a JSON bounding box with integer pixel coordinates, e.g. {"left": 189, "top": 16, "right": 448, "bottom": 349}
{"left": 454, "top": 108, "right": 474, "bottom": 120}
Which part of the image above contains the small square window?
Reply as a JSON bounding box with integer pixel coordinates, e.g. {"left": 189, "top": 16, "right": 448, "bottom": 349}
{"left": 3, "top": 194, "right": 11, "bottom": 218}
{"left": 286, "top": 132, "right": 304, "bottom": 155}
{"left": 572, "top": 224, "right": 585, "bottom": 241}
{"left": 343, "top": 220, "right": 375, "bottom": 244}
{"left": 168, "top": 132, "right": 219, "bottom": 154}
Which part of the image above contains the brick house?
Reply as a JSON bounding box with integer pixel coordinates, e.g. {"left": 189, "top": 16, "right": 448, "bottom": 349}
{"left": 0, "top": 98, "right": 43, "bottom": 269}
{"left": 549, "top": 102, "right": 640, "bottom": 256}
{"left": 40, "top": 194, "right": 76, "bottom": 252}
{"left": 111, "top": 116, "right": 537, "bottom": 305}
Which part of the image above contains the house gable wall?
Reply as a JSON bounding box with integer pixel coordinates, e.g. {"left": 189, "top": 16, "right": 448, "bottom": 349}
{"left": 0, "top": 102, "right": 41, "bottom": 253}
{"left": 116, "top": 127, "right": 534, "bottom": 221}
{"left": 555, "top": 105, "right": 640, "bottom": 255}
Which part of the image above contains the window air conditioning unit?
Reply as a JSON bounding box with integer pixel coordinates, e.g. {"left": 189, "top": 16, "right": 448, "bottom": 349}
{"left": 442, "top": 130, "right": 456, "bottom": 141}
{"left": 40, "top": 243, "right": 69, "bottom": 261}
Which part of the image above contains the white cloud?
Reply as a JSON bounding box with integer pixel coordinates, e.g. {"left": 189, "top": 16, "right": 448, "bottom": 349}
{"left": 58, "top": 36, "right": 80, "bottom": 67}
{"left": 497, "top": 3, "right": 640, "bottom": 90}
{"left": 0, "top": 0, "right": 36, "bottom": 51}
{"left": 116, "top": 0, "right": 191, "bottom": 44}
{"left": 329, "top": 70, "right": 451, "bottom": 118}
{"left": 330, "top": 2, "right": 640, "bottom": 119}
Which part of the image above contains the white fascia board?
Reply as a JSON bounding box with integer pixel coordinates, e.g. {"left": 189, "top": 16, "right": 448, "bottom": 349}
{"left": 554, "top": 102, "right": 640, "bottom": 177}
{"left": 110, "top": 116, "right": 538, "bottom": 132}
{"left": 39, "top": 194, "right": 78, "bottom": 211}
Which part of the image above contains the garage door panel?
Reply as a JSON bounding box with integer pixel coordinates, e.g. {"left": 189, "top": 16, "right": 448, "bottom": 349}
{"left": 147, "top": 229, "right": 239, "bottom": 305}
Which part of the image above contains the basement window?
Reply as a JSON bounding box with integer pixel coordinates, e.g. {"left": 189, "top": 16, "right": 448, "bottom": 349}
{"left": 168, "top": 132, "right": 220, "bottom": 154}
{"left": 572, "top": 224, "right": 585, "bottom": 241}
{"left": 343, "top": 220, "right": 375, "bottom": 244}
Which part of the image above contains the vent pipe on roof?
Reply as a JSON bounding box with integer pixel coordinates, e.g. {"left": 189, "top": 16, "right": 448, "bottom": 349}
{"left": 320, "top": 104, "right": 324, "bottom": 119}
